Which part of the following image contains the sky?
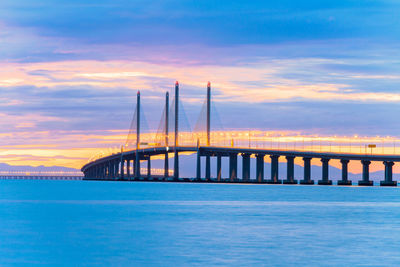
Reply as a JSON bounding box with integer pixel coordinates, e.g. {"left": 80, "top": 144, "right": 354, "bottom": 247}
{"left": 1, "top": 0, "right": 400, "bottom": 169}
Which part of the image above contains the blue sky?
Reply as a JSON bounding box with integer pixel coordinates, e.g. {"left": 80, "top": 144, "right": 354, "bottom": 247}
{"left": 1, "top": 0, "right": 400, "bottom": 167}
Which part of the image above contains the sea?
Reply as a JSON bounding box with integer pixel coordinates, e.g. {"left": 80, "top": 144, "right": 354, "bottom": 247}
{"left": 0, "top": 180, "right": 399, "bottom": 266}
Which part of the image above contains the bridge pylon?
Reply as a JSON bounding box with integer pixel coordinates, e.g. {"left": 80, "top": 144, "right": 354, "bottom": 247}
{"left": 205, "top": 82, "right": 211, "bottom": 180}
{"left": 174, "top": 81, "right": 179, "bottom": 180}
{"left": 135, "top": 91, "right": 141, "bottom": 179}
{"left": 164, "top": 92, "right": 169, "bottom": 179}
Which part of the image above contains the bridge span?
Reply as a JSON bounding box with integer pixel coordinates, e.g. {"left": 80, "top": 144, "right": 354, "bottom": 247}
{"left": 82, "top": 82, "right": 399, "bottom": 186}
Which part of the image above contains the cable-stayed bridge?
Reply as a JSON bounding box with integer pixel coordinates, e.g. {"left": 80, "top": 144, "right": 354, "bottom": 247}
{"left": 82, "top": 82, "right": 400, "bottom": 186}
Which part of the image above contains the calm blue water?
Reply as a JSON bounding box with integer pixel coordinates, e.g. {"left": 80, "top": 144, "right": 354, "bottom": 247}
{"left": 1, "top": 180, "right": 400, "bottom": 266}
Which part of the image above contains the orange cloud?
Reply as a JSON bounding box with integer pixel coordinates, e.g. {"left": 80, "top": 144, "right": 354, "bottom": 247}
{"left": 1, "top": 59, "right": 400, "bottom": 104}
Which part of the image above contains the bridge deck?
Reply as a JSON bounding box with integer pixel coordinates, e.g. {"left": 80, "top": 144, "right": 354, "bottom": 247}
{"left": 82, "top": 145, "right": 400, "bottom": 172}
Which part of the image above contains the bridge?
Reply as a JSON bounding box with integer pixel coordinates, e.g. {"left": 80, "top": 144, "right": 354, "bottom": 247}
{"left": 0, "top": 171, "right": 84, "bottom": 180}
{"left": 81, "top": 82, "right": 399, "bottom": 186}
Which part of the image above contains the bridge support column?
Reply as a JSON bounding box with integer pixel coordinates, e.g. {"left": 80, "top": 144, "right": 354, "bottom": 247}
{"left": 318, "top": 158, "right": 332, "bottom": 185}
{"left": 338, "top": 159, "right": 352, "bottom": 185}
{"left": 132, "top": 159, "right": 135, "bottom": 179}
{"left": 115, "top": 160, "right": 119, "bottom": 179}
{"left": 174, "top": 151, "right": 179, "bottom": 181}
{"left": 256, "top": 154, "right": 264, "bottom": 183}
{"left": 267, "top": 155, "right": 281, "bottom": 184}
{"left": 126, "top": 160, "right": 130, "bottom": 180}
{"left": 111, "top": 161, "right": 115, "bottom": 179}
{"left": 205, "top": 155, "right": 211, "bottom": 181}
{"left": 229, "top": 153, "right": 237, "bottom": 181}
{"left": 110, "top": 161, "right": 114, "bottom": 179}
{"left": 147, "top": 157, "right": 151, "bottom": 179}
{"left": 135, "top": 154, "right": 141, "bottom": 179}
{"left": 108, "top": 161, "right": 111, "bottom": 179}
{"left": 120, "top": 159, "right": 124, "bottom": 180}
{"left": 381, "top": 161, "right": 396, "bottom": 186}
{"left": 217, "top": 155, "right": 222, "bottom": 181}
{"left": 359, "top": 160, "right": 373, "bottom": 186}
{"left": 283, "top": 156, "right": 297, "bottom": 184}
{"left": 300, "top": 157, "right": 314, "bottom": 184}
{"left": 164, "top": 152, "right": 169, "bottom": 179}
{"left": 196, "top": 151, "right": 201, "bottom": 180}
{"left": 242, "top": 153, "right": 250, "bottom": 182}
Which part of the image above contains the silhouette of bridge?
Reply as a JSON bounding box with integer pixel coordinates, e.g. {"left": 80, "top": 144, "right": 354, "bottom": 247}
{"left": 82, "top": 82, "right": 399, "bottom": 186}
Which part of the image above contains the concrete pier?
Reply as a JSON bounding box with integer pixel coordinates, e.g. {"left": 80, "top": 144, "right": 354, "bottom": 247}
{"left": 196, "top": 151, "right": 201, "bottom": 180}
{"left": 217, "top": 154, "right": 222, "bottom": 181}
{"left": 147, "top": 157, "right": 151, "bottom": 178}
{"left": 338, "top": 159, "right": 352, "bottom": 185}
{"left": 300, "top": 157, "right": 314, "bottom": 184}
{"left": 358, "top": 160, "right": 373, "bottom": 186}
{"left": 242, "top": 153, "right": 250, "bottom": 181}
{"left": 205, "top": 155, "right": 211, "bottom": 181}
{"left": 380, "top": 161, "right": 397, "bottom": 186}
{"left": 283, "top": 156, "right": 297, "bottom": 184}
{"left": 120, "top": 158, "right": 124, "bottom": 179}
{"left": 256, "top": 154, "right": 264, "bottom": 182}
{"left": 126, "top": 159, "right": 130, "bottom": 178}
{"left": 116, "top": 160, "right": 120, "bottom": 178}
{"left": 229, "top": 153, "right": 238, "bottom": 181}
{"left": 132, "top": 159, "right": 135, "bottom": 179}
{"left": 119, "top": 157, "right": 125, "bottom": 179}
{"left": 173, "top": 149, "right": 179, "bottom": 178}
{"left": 267, "top": 155, "right": 281, "bottom": 184}
{"left": 318, "top": 158, "right": 332, "bottom": 185}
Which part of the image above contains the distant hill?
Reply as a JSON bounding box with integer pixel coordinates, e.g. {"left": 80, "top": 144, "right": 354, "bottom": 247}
{"left": 0, "top": 163, "right": 81, "bottom": 173}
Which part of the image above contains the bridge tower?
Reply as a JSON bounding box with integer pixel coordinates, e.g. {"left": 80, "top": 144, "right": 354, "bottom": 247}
{"left": 164, "top": 92, "right": 169, "bottom": 178}
{"left": 207, "top": 81, "right": 211, "bottom": 146}
{"left": 135, "top": 91, "right": 141, "bottom": 178}
{"left": 205, "top": 82, "right": 211, "bottom": 180}
{"left": 174, "top": 81, "right": 179, "bottom": 180}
